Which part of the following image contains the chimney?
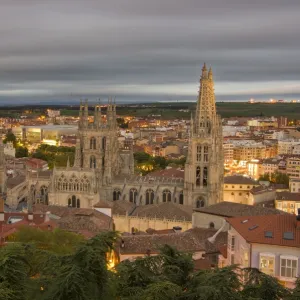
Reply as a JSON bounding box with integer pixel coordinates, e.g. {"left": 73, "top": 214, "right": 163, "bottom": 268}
{"left": 44, "top": 211, "right": 51, "bottom": 223}
{"left": 0, "top": 196, "right": 4, "bottom": 222}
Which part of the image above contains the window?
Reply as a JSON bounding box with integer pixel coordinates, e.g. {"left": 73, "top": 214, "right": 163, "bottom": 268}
{"left": 228, "top": 235, "right": 235, "bottom": 251}
{"left": 196, "top": 145, "right": 202, "bottom": 162}
{"left": 68, "top": 195, "right": 80, "bottom": 208}
{"left": 260, "top": 254, "right": 275, "bottom": 276}
{"left": 203, "top": 167, "right": 208, "bottom": 186}
{"left": 231, "top": 192, "right": 234, "bottom": 195}
{"left": 280, "top": 257, "right": 298, "bottom": 278}
{"left": 163, "top": 189, "right": 171, "bottom": 202}
{"left": 102, "top": 137, "right": 106, "bottom": 150}
{"left": 232, "top": 185, "right": 235, "bottom": 188}
{"left": 196, "top": 166, "right": 201, "bottom": 186}
{"left": 129, "top": 188, "right": 138, "bottom": 203}
{"left": 90, "top": 155, "right": 96, "bottom": 168}
{"left": 113, "top": 189, "right": 121, "bottom": 201}
{"left": 179, "top": 191, "right": 184, "bottom": 205}
{"left": 239, "top": 193, "right": 242, "bottom": 196}
{"left": 90, "top": 137, "right": 96, "bottom": 149}
{"left": 204, "top": 146, "right": 208, "bottom": 162}
{"left": 209, "top": 222, "right": 215, "bottom": 229}
{"left": 146, "top": 189, "right": 154, "bottom": 205}
{"left": 196, "top": 196, "right": 205, "bottom": 208}
{"left": 243, "top": 250, "right": 249, "bottom": 267}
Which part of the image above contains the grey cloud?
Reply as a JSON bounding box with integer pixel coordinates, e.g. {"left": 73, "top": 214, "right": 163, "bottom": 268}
{"left": 0, "top": 0, "right": 300, "bottom": 103}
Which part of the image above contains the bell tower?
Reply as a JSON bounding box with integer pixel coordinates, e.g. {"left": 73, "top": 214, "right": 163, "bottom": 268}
{"left": 184, "top": 64, "right": 223, "bottom": 207}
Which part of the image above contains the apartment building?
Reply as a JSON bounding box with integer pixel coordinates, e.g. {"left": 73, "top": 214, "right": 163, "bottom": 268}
{"left": 226, "top": 214, "right": 300, "bottom": 288}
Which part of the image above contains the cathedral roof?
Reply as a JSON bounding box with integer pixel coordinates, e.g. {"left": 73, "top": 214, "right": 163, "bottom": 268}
{"left": 6, "top": 175, "right": 26, "bottom": 189}
{"left": 112, "top": 200, "right": 136, "bottom": 215}
{"left": 131, "top": 202, "right": 192, "bottom": 221}
{"left": 194, "top": 201, "right": 288, "bottom": 218}
{"left": 146, "top": 167, "right": 184, "bottom": 179}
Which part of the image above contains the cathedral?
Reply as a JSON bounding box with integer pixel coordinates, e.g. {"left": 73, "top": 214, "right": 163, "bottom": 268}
{"left": 5, "top": 64, "right": 223, "bottom": 209}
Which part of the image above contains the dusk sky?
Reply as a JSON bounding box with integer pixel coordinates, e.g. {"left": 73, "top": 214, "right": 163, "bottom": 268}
{"left": 1, "top": 0, "right": 300, "bottom": 104}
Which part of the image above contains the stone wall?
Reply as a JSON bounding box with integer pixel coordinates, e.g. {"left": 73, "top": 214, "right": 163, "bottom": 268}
{"left": 113, "top": 214, "right": 192, "bottom": 233}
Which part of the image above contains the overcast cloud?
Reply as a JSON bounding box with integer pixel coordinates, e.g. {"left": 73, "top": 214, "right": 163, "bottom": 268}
{"left": 0, "top": 0, "right": 299, "bottom": 104}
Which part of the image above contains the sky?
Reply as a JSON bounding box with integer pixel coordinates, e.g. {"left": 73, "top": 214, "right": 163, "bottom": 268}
{"left": 0, "top": 0, "right": 300, "bottom": 105}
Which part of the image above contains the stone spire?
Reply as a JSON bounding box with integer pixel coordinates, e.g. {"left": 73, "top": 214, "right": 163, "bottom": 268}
{"left": 94, "top": 103, "right": 99, "bottom": 129}
{"left": 79, "top": 99, "right": 84, "bottom": 129}
{"left": 195, "top": 63, "right": 217, "bottom": 135}
{"left": 83, "top": 99, "right": 89, "bottom": 128}
{"left": 74, "top": 137, "right": 81, "bottom": 168}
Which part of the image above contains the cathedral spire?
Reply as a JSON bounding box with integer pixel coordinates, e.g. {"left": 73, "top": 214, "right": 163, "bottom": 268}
{"left": 84, "top": 99, "right": 89, "bottom": 128}
{"left": 195, "top": 63, "right": 217, "bottom": 134}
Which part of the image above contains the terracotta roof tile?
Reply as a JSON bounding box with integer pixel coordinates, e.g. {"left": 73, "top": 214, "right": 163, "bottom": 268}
{"left": 227, "top": 214, "right": 300, "bottom": 248}
{"left": 146, "top": 167, "right": 184, "bottom": 179}
{"left": 276, "top": 192, "right": 300, "bottom": 201}
{"left": 224, "top": 175, "right": 258, "bottom": 185}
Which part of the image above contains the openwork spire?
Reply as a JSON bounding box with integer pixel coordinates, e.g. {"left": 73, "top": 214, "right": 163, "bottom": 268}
{"left": 195, "top": 63, "right": 217, "bottom": 134}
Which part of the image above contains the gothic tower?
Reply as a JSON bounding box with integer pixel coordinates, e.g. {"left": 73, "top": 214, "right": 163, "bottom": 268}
{"left": 184, "top": 64, "right": 223, "bottom": 207}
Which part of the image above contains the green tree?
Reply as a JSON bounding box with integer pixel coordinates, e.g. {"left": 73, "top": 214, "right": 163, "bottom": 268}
{"left": 15, "top": 146, "right": 29, "bottom": 158}
{"left": 258, "top": 173, "right": 270, "bottom": 181}
{"left": 3, "top": 132, "right": 17, "bottom": 147}
{"left": 242, "top": 268, "right": 290, "bottom": 300}
{"left": 134, "top": 152, "right": 152, "bottom": 164}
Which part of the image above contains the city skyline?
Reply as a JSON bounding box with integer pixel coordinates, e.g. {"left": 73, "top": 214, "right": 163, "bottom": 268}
{"left": 1, "top": 1, "right": 300, "bottom": 104}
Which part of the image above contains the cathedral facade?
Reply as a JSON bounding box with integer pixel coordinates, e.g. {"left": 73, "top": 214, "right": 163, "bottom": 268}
{"left": 6, "top": 64, "right": 223, "bottom": 209}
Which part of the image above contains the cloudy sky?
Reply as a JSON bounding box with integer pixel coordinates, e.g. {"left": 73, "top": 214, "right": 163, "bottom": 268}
{"left": 0, "top": 0, "right": 299, "bottom": 104}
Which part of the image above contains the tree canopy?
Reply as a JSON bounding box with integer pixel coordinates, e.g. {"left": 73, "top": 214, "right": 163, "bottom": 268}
{"left": 0, "top": 228, "right": 298, "bottom": 299}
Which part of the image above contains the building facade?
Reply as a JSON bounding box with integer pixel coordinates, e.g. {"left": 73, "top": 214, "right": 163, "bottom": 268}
{"left": 4, "top": 64, "right": 224, "bottom": 209}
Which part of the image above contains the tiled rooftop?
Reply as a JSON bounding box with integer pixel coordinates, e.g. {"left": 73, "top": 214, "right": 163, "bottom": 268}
{"left": 194, "top": 201, "right": 287, "bottom": 217}
{"left": 227, "top": 214, "right": 300, "bottom": 248}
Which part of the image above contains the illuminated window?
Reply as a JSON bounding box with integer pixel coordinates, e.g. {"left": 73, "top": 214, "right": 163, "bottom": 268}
{"left": 259, "top": 254, "right": 275, "bottom": 276}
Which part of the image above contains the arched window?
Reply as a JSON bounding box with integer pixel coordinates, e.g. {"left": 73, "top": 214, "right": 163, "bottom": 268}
{"left": 90, "top": 137, "right": 96, "bottom": 149}
{"left": 196, "top": 196, "right": 205, "bottom": 208}
{"left": 102, "top": 137, "right": 106, "bottom": 150}
{"left": 145, "top": 189, "right": 154, "bottom": 205}
{"left": 209, "top": 222, "right": 215, "bottom": 229}
{"left": 163, "top": 189, "right": 171, "bottom": 202}
{"left": 113, "top": 189, "right": 121, "bottom": 201}
{"left": 69, "top": 195, "right": 80, "bottom": 208}
{"left": 196, "top": 166, "right": 201, "bottom": 186}
{"left": 203, "top": 167, "right": 208, "bottom": 186}
{"left": 40, "top": 186, "right": 48, "bottom": 205}
{"left": 90, "top": 155, "right": 96, "bottom": 169}
{"left": 129, "top": 188, "right": 138, "bottom": 203}
{"left": 179, "top": 191, "right": 184, "bottom": 205}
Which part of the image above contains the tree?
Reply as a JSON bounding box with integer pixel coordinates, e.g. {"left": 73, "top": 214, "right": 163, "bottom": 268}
{"left": 242, "top": 268, "right": 290, "bottom": 300}
{"left": 3, "top": 132, "right": 17, "bottom": 147}
{"left": 134, "top": 152, "right": 152, "bottom": 164}
{"left": 15, "top": 146, "right": 28, "bottom": 158}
